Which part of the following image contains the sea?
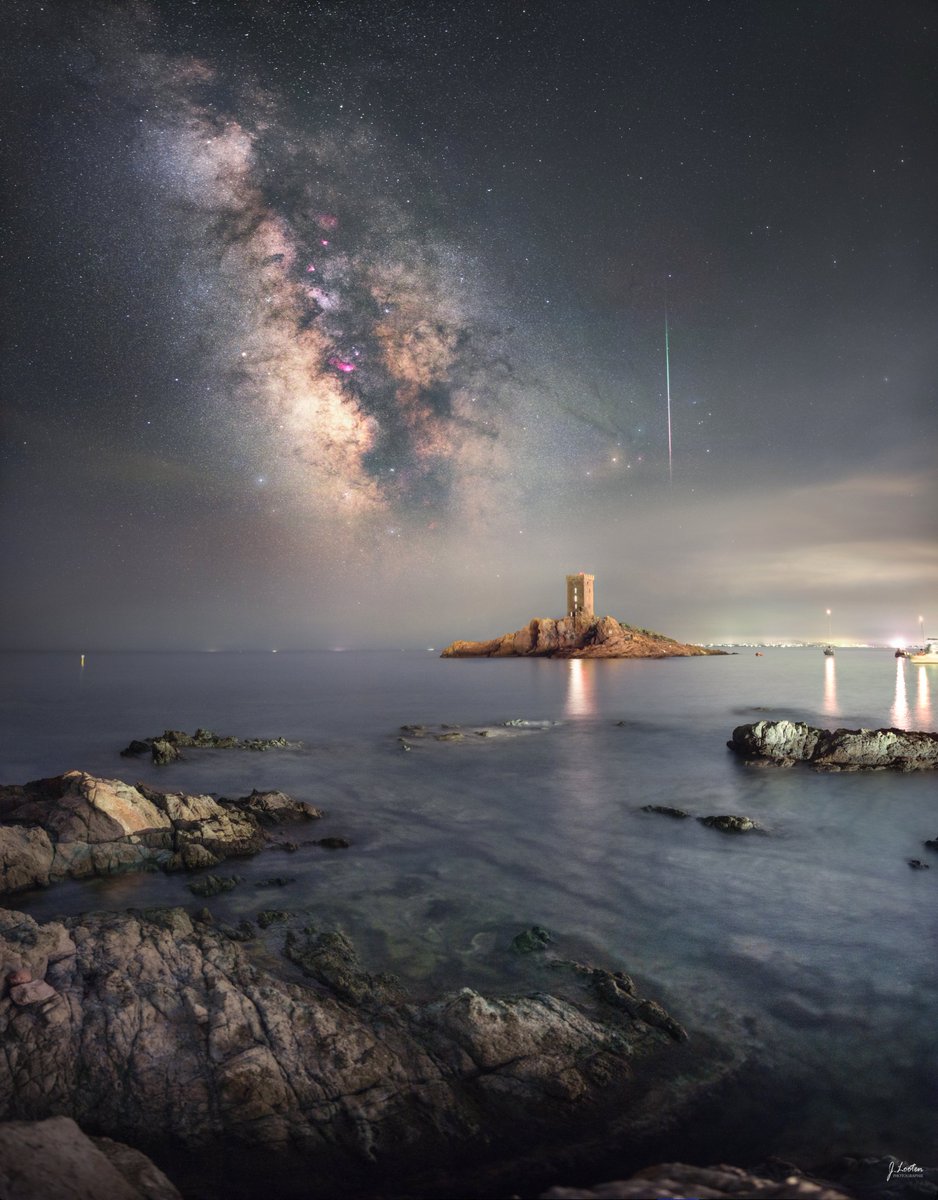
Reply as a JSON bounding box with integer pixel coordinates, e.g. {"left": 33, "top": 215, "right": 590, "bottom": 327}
{"left": 1, "top": 647, "right": 936, "bottom": 1178}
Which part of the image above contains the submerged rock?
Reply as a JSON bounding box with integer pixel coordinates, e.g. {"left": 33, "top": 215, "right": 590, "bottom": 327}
{"left": 640, "top": 805, "right": 691, "bottom": 819}
{"left": 698, "top": 814, "right": 760, "bottom": 834}
{"left": 728, "top": 720, "right": 938, "bottom": 771}
{"left": 441, "top": 614, "right": 723, "bottom": 659}
{"left": 511, "top": 925, "right": 554, "bottom": 954}
{"left": 187, "top": 874, "right": 241, "bottom": 897}
{"left": 0, "top": 772, "right": 321, "bottom": 896}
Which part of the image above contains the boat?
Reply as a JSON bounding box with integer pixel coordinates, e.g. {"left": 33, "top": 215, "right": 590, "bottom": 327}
{"left": 823, "top": 645, "right": 835, "bottom": 657}
{"left": 910, "top": 639, "right": 938, "bottom": 665}
{"left": 895, "top": 648, "right": 909, "bottom": 658}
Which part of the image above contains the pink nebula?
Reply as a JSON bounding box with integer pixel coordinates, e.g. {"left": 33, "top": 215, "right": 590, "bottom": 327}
{"left": 305, "top": 263, "right": 316, "bottom": 273}
{"left": 328, "top": 356, "right": 356, "bottom": 374}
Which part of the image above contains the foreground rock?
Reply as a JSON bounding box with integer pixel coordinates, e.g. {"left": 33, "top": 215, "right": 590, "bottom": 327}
{"left": 0, "top": 772, "right": 322, "bottom": 895}
{"left": 728, "top": 720, "right": 938, "bottom": 771}
{"left": 121, "top": 727, "right": 297, "bottom": 764}
{"left": 540, "top": 1161, "right": 852, "bottom": 1199}
{"left": 0, "top": 1116, "right": 181, "bottom": 1200}
{"left": 0, "top": 906, "right": 738, "bottom": 1190}
{"left": 441, "top": 614, "right": 722, "bottom": 659}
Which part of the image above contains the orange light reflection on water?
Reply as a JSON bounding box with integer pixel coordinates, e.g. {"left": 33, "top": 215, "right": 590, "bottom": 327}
{"left": 891, "top": 657, "right": 910, "bottom": 728}
{"left": 822, "top": 655, "right": 838, "bottom": 718}
{"left": 565, "top": 658, "right": 597, "bottom": 717}
{"left": 915, "top": 666, "right": 933, "bottom": 729}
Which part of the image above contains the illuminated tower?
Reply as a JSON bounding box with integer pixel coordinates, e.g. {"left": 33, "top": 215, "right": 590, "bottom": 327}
{"left": 566, "top": 573, "right": 595, "bottom": 619}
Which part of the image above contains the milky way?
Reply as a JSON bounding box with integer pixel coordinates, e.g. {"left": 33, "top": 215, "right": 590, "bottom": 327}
{"left": 124, "top": 39, "right": 514, "bottom": 528}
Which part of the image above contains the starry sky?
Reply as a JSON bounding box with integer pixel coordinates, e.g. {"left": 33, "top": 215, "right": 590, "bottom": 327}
{"left": 2, "top": 0, "right": 936, "bottom": 650}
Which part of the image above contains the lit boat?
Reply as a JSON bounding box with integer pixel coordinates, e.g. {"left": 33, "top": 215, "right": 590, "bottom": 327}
{"left": 910, "top": 639, "right": 938, "bottom": 665}
{"left": 823, "top": 645, "right": 835, "bottom": 657}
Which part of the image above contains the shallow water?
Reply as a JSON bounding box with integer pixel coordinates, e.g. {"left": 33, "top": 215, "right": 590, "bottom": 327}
{"left": 1, "top": 648, "right": 936, "bottom": 1166}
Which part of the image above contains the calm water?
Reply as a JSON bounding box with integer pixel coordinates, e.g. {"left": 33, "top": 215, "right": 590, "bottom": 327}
{"left": 1, "top": 648, "right": 936, "bottom": 1167}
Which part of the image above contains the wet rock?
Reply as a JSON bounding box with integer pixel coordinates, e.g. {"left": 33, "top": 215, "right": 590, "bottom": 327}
{"left": 187, "top": 874, "right": 241, "bottom": 897}
{"left": 256, "top": 909, "right": 289, "bottom": 929}
{"left": 435, "top": 731, "right": 464, "bottom": 741}
{"left": 119, "top": 740, "right": 152, "bottom": 759}
{"left": 7, "top": 967, "right": 31, "bottom": 986}
{"left": 118, "top": 729, "right": 299, "bottom": 764}
{"left": 0, "top": 1116, "right": 182, "bottom": 1200}
{"left": 907, "top": 859, "right": 930, "bottom": 870}
{"left": 698, "top": 814, "right": 759, "bottom": 833}
{"left": 539, "top": 1161, "right": 852, "bottom": 1198}
{"left": 923, "top": 837, "right": 938, "bottom": 852}
{"left": 640, "top": 805, "right": 691, "bottom": 819}
{"left": 511, "top": 925, "right": 554, "bottom": 954}
{"left": 150, "top": 738, "right": 180, "bottom": 766}
{"left": 283, "top": 926, "right": 406, "bottom": 1008}
{"left": 0, "top": 772, "right": 315, "bottom": 896}
{"left": 255, "top": 876, "right": 296, "bottom": 888}
{"left": 230, "top": 788, "right": 324, "bottom": 824}
{"left": 217, "top": 919, "right": 255, "bottom": 942}
{"left": 314, "top": 836, "right": 350, "bottom": 850}
{"left": 729, "top": 720, "right": 938, "bottom": 771}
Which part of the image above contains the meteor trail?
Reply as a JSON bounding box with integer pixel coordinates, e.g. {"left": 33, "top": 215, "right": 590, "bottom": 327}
{"left": 664, "top": 303, "right": 673, "bottom": 486}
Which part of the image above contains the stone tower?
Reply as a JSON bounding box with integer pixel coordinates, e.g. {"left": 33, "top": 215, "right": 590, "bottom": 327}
{"left": 566, "top": 573, "right": 595, "bottom": 619}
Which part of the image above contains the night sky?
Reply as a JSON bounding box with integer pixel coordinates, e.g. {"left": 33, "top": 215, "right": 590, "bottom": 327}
{"left": 2, "top": 0, "right": 936, "bottom": 650}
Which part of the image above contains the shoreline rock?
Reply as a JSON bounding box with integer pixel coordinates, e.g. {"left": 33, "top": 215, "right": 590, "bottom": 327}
{"left": 0, "top": 1116, "right": 182, "bottom": 1200}
{"left": 728, "top": 720, "right": 938, "bottom": 771}
{"left": 441, "top": 614, "right": 723, "bottom": 659}
{"left": 0, "top": 772, "right": 323, "bottom": 895}
{"left": 0, "top": 906, "right": 742, "bottom": 1194}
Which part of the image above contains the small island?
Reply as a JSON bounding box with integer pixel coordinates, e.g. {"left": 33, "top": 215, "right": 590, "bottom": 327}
{"left": 441, "top": 573, "right": 723, "bottom": 659}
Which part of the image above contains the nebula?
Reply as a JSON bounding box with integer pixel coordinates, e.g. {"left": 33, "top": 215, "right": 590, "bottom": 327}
{"left": 118, "top": 37, "right": 510, "bottom": 526}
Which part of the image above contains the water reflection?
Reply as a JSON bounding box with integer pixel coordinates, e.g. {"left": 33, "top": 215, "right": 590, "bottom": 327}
{"left": 892, "top": 658, "right": 910, "bottom": 728}
{"left": 822, "top": 655, "right": 838, "bottom": 718}
{"left": 915, "top": 667, "right": 933, "bottom": 729}
{"left": 565, "top": 658, "right": 597, "bottom": 717}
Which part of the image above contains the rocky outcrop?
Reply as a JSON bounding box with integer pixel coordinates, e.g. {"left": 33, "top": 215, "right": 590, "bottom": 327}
{"left": 728, "top": 720, "right": 938, "bottom": 771}
{"left": 0, "top": 906, "right": 735, "bottom": 1186}
{"left": 0, "top": 772, "right": 323, "bottom": 895}
{"left": 540, "top": 1161, "right": 852, "bottom": 1199}
{"left": 441, "top": 614, "right": 722, "bottom": 659}
{"left": 698, "top": 815, "right": 761, "bottom": 833}
{"left": 121, "top": 728, "right": 297, "bottom": 764}
{"left": 0, "top": 1116, "right": 181, "bottom": 1200}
